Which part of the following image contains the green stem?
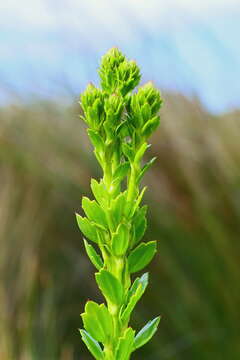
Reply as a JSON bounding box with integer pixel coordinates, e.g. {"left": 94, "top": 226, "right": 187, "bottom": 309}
{"left": 127, "top": 165, "right": 136, "bottom": 203}
{"left": 104, "top": 256, "right": 128, "bottom": 356}
{"left": 104, "top": 345, "right": 114, "bottom": 360}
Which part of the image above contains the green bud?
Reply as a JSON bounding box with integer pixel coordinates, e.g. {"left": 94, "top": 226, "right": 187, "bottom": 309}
{"left": 104, "top": 94, "right": 124, "bottom": 123}
{"left": 128, "top": 82, "right": 163, "bottom": 132}
{"left": 138, "top": 82, "right": 163, "bottom": 114}
{"left": 99, "top": 48, "right": 141, "bottom": 96}
{"left": 80, "top": 83, "right": 104, "bottom": 129}
{"left": 118, "top": 60, "right": 141, "bottom": 96}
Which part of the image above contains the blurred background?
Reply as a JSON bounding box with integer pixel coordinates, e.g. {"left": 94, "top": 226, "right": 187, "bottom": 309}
{"left": 1, "top": 1, "right": 240, "bottom": 359}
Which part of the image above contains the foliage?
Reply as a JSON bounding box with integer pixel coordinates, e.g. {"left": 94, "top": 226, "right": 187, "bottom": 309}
{"left": 77, "top": 48, "right": 163, "bottom": 359}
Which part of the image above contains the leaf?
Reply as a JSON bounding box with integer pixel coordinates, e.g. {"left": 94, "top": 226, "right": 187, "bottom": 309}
{"left": 134, "top": 142, "right": 150, "bottom": 163}
{"left": 113, "top": 162, "right": 130, "bottom": 183}
{"left": 126, "top": 272, "right": 149, "bottom": 304}
{"left": 126, "top": 273, "right": 148, "bottom": 305}
{"left": 92, "top": 98, "right": 103, "bottom": 126}
{"left": 126, "top": 273, "right": 148, "bottom": 303}
{"left": 87, "top": 107, "right": 96, "bottom": 126}
{"left": 91, "top": 179, "right": 108, "bottom": 208}
{"left": 112, "top": 223, "right": 129, "bottom": 256}
{"left": 87, "top": 129, "right": 105, "bottom": 156}
{"left": 116, "top": 120, "right": 130, "bottom": 137}
{"left": 141, "top": 116, "right": 160, "bottom": 138}
{"left": 128, "top": 241, "right": 157, "bottom": 273}
{"left": 84, "top": 239, "right": 103, "bottom": 270}
{"left": 116, "top": 327, "right": 135, "bottom": 360}
{"left": 121, "top": 273, "right": 148, "bottom": 323}
{"left": 96, "top": 269, "right": 123, "bottom": 305}
{"left": 124, "top": 186, "right": 147, "bottom": 219}
{"left": 76, "top": 214, "right": 98, "bottom": 243}
{"left": 122, "top": 143, "right": 134, "bottom": 162}
{"left": 81, "top": 301, "right": 113, "bottom": 343}
{"left": 82, "top": 197, "right": 108, "bottom": 228}
{"left": 130, "top": 95, "right": 142, "bottom": 128}
{"left": 137, "top": 157, "right": 157, "bottom": 183}
{"left": 103, "top": 119, "right": 114, "bottom": 139}
{"left": 141, "top": 103, "right": 151, "bottom": 122}
{"left": 93, "top": 149, "right": 104, "bottom": 168}
{"left": 80, "top": 329, "right": 104, "bottom": 360}
{"left": 111, "top": 191, "right": 127, "bottom": 226}
{"left": 131, "top": 187, "right": 147, "bottom": 216}
{"left": 133, "top": 317, "right": 161, "bottom": 351}
{"left": 132, "top": 206, "right": 147, "bottom": 246}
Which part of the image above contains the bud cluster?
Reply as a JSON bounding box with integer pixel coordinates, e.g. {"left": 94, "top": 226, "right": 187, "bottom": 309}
{"left": 99, "top": 48, "right": 141, "bottom": 96}
{"left": 81, "top": 83, "right": 105, "bottom": 130}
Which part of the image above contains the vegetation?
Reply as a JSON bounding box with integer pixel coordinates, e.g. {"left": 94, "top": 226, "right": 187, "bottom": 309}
{"left": 0, "top": 89, "right": 239, "bottom": 358}
{"left": 77, "top": 48, "right": 162, "bottom": 359}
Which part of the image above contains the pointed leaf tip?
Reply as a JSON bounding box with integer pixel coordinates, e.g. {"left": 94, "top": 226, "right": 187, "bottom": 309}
{"left": 83, "top": 239, "right": 103, "bottom": 270}
{"left": 133, "top": 316, "right": 161, "bottom": 351}
{"left": 80, "top": 329, "right": 104, "bottom": 359}
{"left": 96, "top": 269, "right": 123, "bottom": 305}
{"left": 128, "top": 241, "right": 157, "bottom": 273}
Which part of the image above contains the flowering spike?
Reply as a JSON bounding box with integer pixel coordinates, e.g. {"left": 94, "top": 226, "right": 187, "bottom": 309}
{"left": 78, "top": 48, "right": 163, "bottom": 359}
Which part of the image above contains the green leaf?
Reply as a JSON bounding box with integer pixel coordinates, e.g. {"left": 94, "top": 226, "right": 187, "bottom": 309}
{"left": 113, "top": 162, "right": 130, "bottom": 183}
{"left": 128, "top": 241, "right": 157, "bottom": 273}
{"left": 84, "top": 239, "right": 103, "bottom": 270}
{"left": 76, "top": 214, "right": 98, "bottom": 243}
{"left": 141, "top": 103, "right": 151, "bottom": 122}
{"left": 104, "top": 141, "right": 115, "bottom": 163}
{"left": 92, "top": 98, "right": 103, "bottom": 126}
{"left": 91, "top": 179, "right": 108, "bottom": 208}
{"left": 80, "top": 329, "right": 104, "bottom": 360}
{"left": 116, "top": 327, "right": 135, "bottom": 360}
{"left": 121, "top": 284, "right": 142, "bottom": 324}
{"left": 121, "top": 273, "right": 148, "bottom": 323}
{"left": 132, "top": 206, "right": 147, "bottom": 246}
{"left": 134, "top": 142, "right": 150, "bottom": 163}
{"left": 81, "top": 301, "right": 113, "bottom": 343}
{"left": 133, "top": 317, "right": 161, "bottom": 351}
{"left": 96, "top": 269, "right": 123, "bottom": 305}
{"left": 130, "top": 94, "right": 142, "bottom": 128}
{"left": 103, "top": 119, "right": 114, "bottom": 139}
{"left": 82, "top": 197, "right": 108, "bottom": 228}
{"left": 132, "top": 272, "right": 149, "bottom": 295}
{"left": 87, "top": 129, "right": 105, "bottom": 156}
{"left": 122, "top": 143, "right": 134, "bottom": 162}
{"left": 116, "top": 120, "right": 130, "bottom": 137}
{"left": 112, "top": 223, "right": 129, "bottom": 256}
{"left": 137, "top": 157, "right": 157, "bottom": 183}
{"left": 126, "top": 272, "right": 148, "bottom": 304}
{"left": 141, "top": 116, "right": 160, "bottom": 138}
{"left": 111, "top": 191, "right": 127, "bottom": 226}
{"left": 131, "top": 187, "right": 147, "bottom": 216}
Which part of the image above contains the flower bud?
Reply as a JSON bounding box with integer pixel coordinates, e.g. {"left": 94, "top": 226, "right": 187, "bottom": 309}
{"left": 127, "top": 82, "right": 162, "bottom": 131}
{"left": 103, "top": 94, "right": 124, "bottom": 140}
{"left": 99, "top": 48, "right": 141, "bottom": 96}
{"left": 104, "top": 94, "right": 124, "bottom": 121}
{"left": 80, "top": 83, "right": 104, "bottom": 129}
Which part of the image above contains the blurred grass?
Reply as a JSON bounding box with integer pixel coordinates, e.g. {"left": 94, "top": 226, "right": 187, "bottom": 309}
{"left": 0, "top": 95, "right": 239, "bottom": 359}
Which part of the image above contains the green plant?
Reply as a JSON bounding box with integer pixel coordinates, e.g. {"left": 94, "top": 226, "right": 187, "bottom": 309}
{"left": 76, "top": 48, "right": 163, "bottom": 360}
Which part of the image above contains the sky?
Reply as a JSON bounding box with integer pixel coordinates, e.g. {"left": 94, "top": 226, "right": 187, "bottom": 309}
{"left": 1, "top": 0, "right": 240, "bottom": 113}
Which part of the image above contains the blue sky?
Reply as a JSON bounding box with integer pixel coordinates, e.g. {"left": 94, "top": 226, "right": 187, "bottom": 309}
{"left": 1, "top": 0, "right": 240, "bottom": 113}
